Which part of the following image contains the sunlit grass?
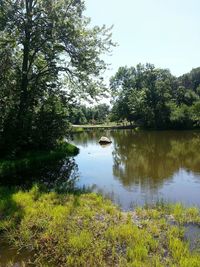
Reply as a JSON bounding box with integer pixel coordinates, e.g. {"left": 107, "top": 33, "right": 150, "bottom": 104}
{"left": 0, "top": 186, "right": 200, "bottom": 266}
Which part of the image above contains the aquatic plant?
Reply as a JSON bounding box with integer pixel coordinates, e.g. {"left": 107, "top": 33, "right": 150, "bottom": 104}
{"left": 0, "top": 187, "right": 199, "bottom": 266}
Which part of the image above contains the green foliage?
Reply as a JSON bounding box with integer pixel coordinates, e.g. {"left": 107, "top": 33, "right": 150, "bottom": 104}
{"left": 0, "top": 188, "right": 199, "bottom": 266}
{"left": 169, "top": 103, "right": 193, "bottom": 129}
{"left": 191, "top": 100, "right": 200, "bottom": 126}
{"left": 0, "top": 0, "right": 113, "bottom": 156}
{"left": 179, "top": 67, "right": 200, "bottom": 92}
{"left": 110, "top": 64, "right": 200, "bottom": 129}
{"left": 70, "top": 103, "right": 110, "bottom": 125}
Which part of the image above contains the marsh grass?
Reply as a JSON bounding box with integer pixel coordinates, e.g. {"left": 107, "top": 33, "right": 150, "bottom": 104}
{"left": 0, "top": 186, "right": 200, "bottom": 266}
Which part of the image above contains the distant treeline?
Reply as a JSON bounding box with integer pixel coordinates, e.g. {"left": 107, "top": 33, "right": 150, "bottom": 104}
{"left": 70, "top": 104, "right": 110, "bottom": 125}
{"left": 110, "top": 64, "right": 200, "bottom": 129}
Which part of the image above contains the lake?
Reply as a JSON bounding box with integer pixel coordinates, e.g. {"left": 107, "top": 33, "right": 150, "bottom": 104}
{"left": 73, "top": 130, "right": 200, "bottom": 210}
{"left": 1, "top": 129, "right": 200, "bottom": 265}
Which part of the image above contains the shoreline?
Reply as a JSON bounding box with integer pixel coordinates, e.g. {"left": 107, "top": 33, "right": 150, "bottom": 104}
{"left": 0, "top": 187, "right": 199, "bottom": 266}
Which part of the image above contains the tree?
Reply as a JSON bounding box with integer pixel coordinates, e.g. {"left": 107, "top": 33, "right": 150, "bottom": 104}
{"left": 191, "top": 100, "right": 200, "bottom": 126}
{"left": 179, "top": 67, "right": 200, "bottom": 92}
{"left": 69, "top": 103, "right": 110, "bottom": 125}
{"left": 110, "top": 63, "right": 200, "bottom": 129}
{"left": 110, "top": 64, "right": 174, "bottom": 128}
{"left": 0, "top": 0, "right": 113, "bottom": 156}
{"left": 92, "top": 104, "right": 110, "bottom": 123}
{"left": 169, "top": 103, "right": 193, "bottom": 129}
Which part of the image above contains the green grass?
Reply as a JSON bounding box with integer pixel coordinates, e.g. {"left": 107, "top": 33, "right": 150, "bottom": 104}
{"left": 71, "top": 127, "right": 85, "bottom": 133}
{"left": 0, "top": 187, "right": 199, "bottom": 266}
{"left": 72, "top": 122, "right": 136, "bottom": 129}
{"left": 0, "top": 142, "right": 79, "bottom": 177}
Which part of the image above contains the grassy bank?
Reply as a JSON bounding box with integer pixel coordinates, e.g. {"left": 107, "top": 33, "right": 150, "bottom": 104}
{"left": 71, "top": 127, "right": 85, "bottom": 133}
{"left": 0, "top": 143, "right": 79, "bottom": 177}
{"left": 72, "top": 123, "right": 137, "bottom": 130}
{"left": 0, "top": 187, "right": 199, "bottom": 266}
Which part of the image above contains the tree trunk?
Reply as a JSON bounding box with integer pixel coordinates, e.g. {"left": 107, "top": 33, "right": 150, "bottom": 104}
{"left": 16, "top": 0, "right": 33, "bottom": 148}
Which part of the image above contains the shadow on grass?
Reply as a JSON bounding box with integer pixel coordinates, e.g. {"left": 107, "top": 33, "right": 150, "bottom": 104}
{"left": 0, "top": 182, "right": 92, "bottom": 266}
{"left": 0, "top": 142, "right": 82, "bottom": 265}
{"left": 0, "top": 165, "right": 90, "bottom": 266}
{"left": 0, "top": 186, "right": 28, "bottom": 266}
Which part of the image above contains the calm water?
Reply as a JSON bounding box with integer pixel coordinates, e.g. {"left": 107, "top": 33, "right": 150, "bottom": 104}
{"left": 73, "top": 130, "right": 200, "bottom": 210}
{"left": 1, "top": 130, "right": 200, "bottom": 265}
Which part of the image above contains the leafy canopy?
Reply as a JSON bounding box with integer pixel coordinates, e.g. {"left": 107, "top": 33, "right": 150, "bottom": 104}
{"left": 0, "top": 0, "right": 114, "bottom": 156}
{"left": 110, "top": 64, "right": 200, "bottom": 129}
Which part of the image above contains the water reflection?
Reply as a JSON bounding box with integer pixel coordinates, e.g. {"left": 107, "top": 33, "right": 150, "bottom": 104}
{"left": 73, "top": 130, "right": 200, "bottom": 209}
{"left": 111, "top": 130, "right": 200, "bottom": 189}
{"left": 0, "top": 157, "right": 79, "bottom": 192}
{"left": 72, "top": 130, "right": 112, "bottom": 146}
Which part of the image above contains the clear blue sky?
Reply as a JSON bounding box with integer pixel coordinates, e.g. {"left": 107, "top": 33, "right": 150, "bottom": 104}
{"left": 85, "top": 0, "right": 200, "bottom": 79}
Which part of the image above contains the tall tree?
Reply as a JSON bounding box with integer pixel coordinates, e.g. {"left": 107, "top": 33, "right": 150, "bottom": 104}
{"left": 110, "top": 64, "right": 175, "bottom": 128}
{"left": 110, "top": 64, "right": 200, "bottom": 129}
{"left": 0, "top": 0, "right": 113, "bottom": 155}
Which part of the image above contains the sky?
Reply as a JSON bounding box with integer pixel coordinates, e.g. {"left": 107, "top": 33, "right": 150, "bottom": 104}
{"left": 85, "top": 0, "right": 200, "bottom": 80}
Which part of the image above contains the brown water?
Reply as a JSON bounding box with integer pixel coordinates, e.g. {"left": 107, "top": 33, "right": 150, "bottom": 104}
{"left": 1, "top": 130, "right": 200, "bottom": 265}
{"left": 73, "top": 130, "right": 200, "bottom": 210}
{"left": 0, "top": 240, "right": 33, "bottom": 266}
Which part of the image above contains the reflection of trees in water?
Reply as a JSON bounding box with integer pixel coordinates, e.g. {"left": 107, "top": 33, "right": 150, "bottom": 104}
{"left": 72, "top": 130, "right": 112, "bottom": 146}
{"left": 0, "top": 158, "right": 79, "bottom": 192}
{"left": 111, "top": 130, "right": 200, "bottom": 189}
{"left": 39, "top": 158, "right": 79, "bottom": 192}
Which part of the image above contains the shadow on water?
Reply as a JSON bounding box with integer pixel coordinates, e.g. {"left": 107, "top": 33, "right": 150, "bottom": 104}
{"left": 0, "top": 156, "right": 80, "bottom": 266}
{"left": 0, "top": 157, "right": 79, "bottom": 192}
